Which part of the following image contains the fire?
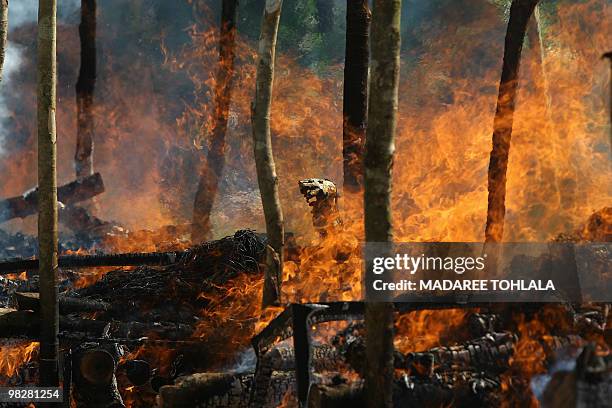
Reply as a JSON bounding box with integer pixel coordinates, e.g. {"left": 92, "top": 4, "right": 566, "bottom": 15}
{"left": 0, "top": 341, "right": 38, "bottom": 380}
{"left": 394, "top": 309, "right": 469, "bottom": 354}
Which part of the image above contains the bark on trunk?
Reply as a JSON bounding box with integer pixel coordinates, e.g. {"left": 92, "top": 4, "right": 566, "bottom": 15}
{"left": 37, "top": 0, "right": 59, "bottom": 388}
{"left": 342, "top": 0, "right": 370, "bottom": 193}
{"left": 363, "top": 0, "right": 401, "bottom": 406}
{"left": 0, "top": 0, "right": 7, "bottom": 84}
{"left": 484, "top": 0, "right": 539, "bottom": 243}
{"left": 315, "top": 0, "right": 334, "bottom": 34}
{"left": 75, "top": 0, "right": 96, "bottom": 179}
{"left": 192, "top": 0, "right": 239, "bottom": 243}
{"left": 251, "top": 0, "right": 284, "bottom": 308}
{"left": 603, "top": 52, "right": 612, "bottom": 149}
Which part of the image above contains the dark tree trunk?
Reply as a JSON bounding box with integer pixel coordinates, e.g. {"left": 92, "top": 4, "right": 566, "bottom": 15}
{"left": 485, "top": 0, "right": 539, "bottom": 243}
{"left": 363, "top": 0, "right": 401, "bottom": 406}
{"left": 315, "top": 0, "right": 334, "bottom": 34}
{"left": 37, "top": 0, "right": 60, "bottom": 389}
{"left": 75, "top": 0, "right": 96, "bottom": 179}
{"left": 343, "top": 0, "right": 370, "bottom": 193}
{"left": 192, "top": 0, "right": 239, "bottom": 244}
{"left": 251, "top": 0, "right": 284, "bottom": 308}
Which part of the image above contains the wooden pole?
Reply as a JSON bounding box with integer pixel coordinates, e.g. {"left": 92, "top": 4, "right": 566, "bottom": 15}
{"left": 75, "top": 0, "right": 96, "bottom": 179}
{"left": 603, "top": 52, "right": 612, "bottom": 149}
{"left": 363, "top": 0, "right": 401, "bottom": 406}
{"left": 192, "top": 0, "right": 239, "bottom": 243}
{"left": 485, "top": 0, "right": 539, "bottom": 243}
{"left": 251, "top": 0, "right": 284, "bottom": 308}
{"left": 37, "top": 0, "right": 60, "bottom": 388}
{"left": 342, "top": 0, "right": 370, "bottom": 193}
{"left": 0, "top": 0, "right": 7, "bottom": 84}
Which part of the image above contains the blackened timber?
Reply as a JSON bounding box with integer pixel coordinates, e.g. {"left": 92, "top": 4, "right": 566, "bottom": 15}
{"left": 0, "top": 172, "right": 105, "bottom": 222}
{"left": 342, "top": 0, "right": 370, "bottom": 192}
{"left": 74, "top": 0, "right": 97, "bottom": 178}
{"left": 0, "top": 250, "right": 187, "bottom": 275}
{"left": 484, "top": 0, "right": 540, "bottom": 243}
{"left": 14, "top": 292, "right": 113, "bottom": 314}
{"left": 158, "top": 372, "right": 294, "bottom": 408}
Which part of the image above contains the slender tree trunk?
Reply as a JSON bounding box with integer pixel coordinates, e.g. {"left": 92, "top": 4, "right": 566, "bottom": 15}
{"left": 604, "top": 52, "right": 612, "bottom": 149}
{"left": 252, "top": 0, "right": 284, "bottom": 308}
{"left": 342, "top": 0, "right": 370, "bottom": 193}
{"left": 315, "top": 0, "right": 334, "bottom": 34}
{"left": 37, "top": 0, "right": 59, "bottom": 388}
{"left": 524, "top": 5, "right": 560, "bottom": 236}
{"left": 485, "top": 0, "right": 539, "bottom": 243}
{"left": 75, "top": 0, "right": 96, "bottom": 179}
{"left": 192, "top": 0, "right": 239, "bottom": 243}
{"left": 0, "top": 0, "right": 7, "bottom": 84}
{"left": 363, "top": 0, "right": 401, "bottom": 406}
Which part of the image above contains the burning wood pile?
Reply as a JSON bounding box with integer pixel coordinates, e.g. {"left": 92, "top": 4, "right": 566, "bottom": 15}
{"left": 0, "top": 177, "right": 610, "bottom": 407}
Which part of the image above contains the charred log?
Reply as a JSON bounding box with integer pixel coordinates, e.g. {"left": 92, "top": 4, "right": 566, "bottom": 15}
{"left": 0, "top": 172, "right": 105, "bottom": 223}
{"left": 72, "top": 342, "right": 125, "bottom": 408}
{"left": 158, "top": 371, "right": 293, "bottom": 408}
{"left": 14, "top": 292, "right": 113, "bottom": 314}
{"left": 308, "top": 383, "right": 365, "bottom": 408}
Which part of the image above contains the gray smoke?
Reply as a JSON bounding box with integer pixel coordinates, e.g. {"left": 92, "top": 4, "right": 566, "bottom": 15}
{"left": 0, "top": 0, "right": 80, "bottom": 155}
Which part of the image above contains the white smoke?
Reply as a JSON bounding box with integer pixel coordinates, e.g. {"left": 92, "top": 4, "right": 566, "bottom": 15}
{"left": 0, "top": 0, "right": 81, "bottom": 155}
{"left": 9, "top": 0, "right": 81, "bottom": 26}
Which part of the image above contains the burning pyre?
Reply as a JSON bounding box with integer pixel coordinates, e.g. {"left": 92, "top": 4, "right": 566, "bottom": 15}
{"left": 0, "top": 0, "right": 610, "bottom": 407}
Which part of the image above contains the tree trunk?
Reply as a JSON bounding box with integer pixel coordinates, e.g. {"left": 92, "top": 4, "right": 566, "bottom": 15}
{"left": 75, "top": 0, "right": 96, "bottom": 179}
{"left": 315, "top": 0, "right": 334, "bottom": 35}
{"left": 342, "top": 0, "right": 370, "bottom": 193}
{"left": 192, "top": 0, "right": 239, "bottom": 244}
{"left": 484, "top": 0, "right": 539, "bottom": 243}
{"left": 251, "top": 0, "right": 284, "bottom": 308}
{"left": 37, "top": 0, "right": 59, "bottom": 389}
{"left": 363, "top": 0, "right": 401, "bottom": 406}
{"left": 603, "top": 52, "right": 612, "bottom": 149}
{"left": 0, "top": 0, "right": 7, "bottom": 84}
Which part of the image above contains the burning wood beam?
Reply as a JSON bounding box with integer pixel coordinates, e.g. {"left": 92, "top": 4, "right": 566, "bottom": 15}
{"left": 363, "top": 0, "right": 402, "bottom": 406}
{"left": 0, "top": 307, "right": 194, "bottom": 340}
{"left": 59, "top": 203, "right": 114, "bottom": 236}
{"left": 485, "top": 0, "right": 540, "bottom": 243}
{"left": 0, "top": 250, "right": 186, "bottom": 275}
{"left": 37, "top": 0, "right": 60, "bottom": 388}
{"left": 192, "top": 0, "right": 239, "bottom": 243}
{"left": 75, "top": 0, "right": 97, "bottom": 179}
{"left": 251, "top": 0, "right": 285, "bottom": 308}
{"left": 0, "top": 0, "right": 7, "bottom": 84}
{"left": 342, "top": 0, "right": 370, "bottom": 193}
{"left": 14, "top": 292, "right": 113, "bottom": 314}
{"left": 0, "top": 172, "right": 105, "bottom": 223}
{"left": 308, "top": 383, "right": 364, "bottom": 408}
{"left": 158, "top": 371, "right": 294, "bottom": 408}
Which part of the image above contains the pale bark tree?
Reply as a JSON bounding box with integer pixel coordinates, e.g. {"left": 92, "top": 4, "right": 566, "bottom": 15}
{"left": 343, "top": 0, "right": 370, "bottom": 193}
{"left": 252, "top": 0, "right": 284, "bottom": 307}
{"left": 485, "top": 0, "right": 539, "bottom": 243}
{"left": 363, "top": 0, "right": 401, "bottom": 406}
{"left": 37, "top": 0, "right": 59, "bottom": 388}
{"left": 0, "top": 0, "right": 7, "bottom": 84}
{"left": 75, "top": 0, "right": 96, "bottom": 179}
{"left": 192, "top": 0, "right": 239, "bottom": 243}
